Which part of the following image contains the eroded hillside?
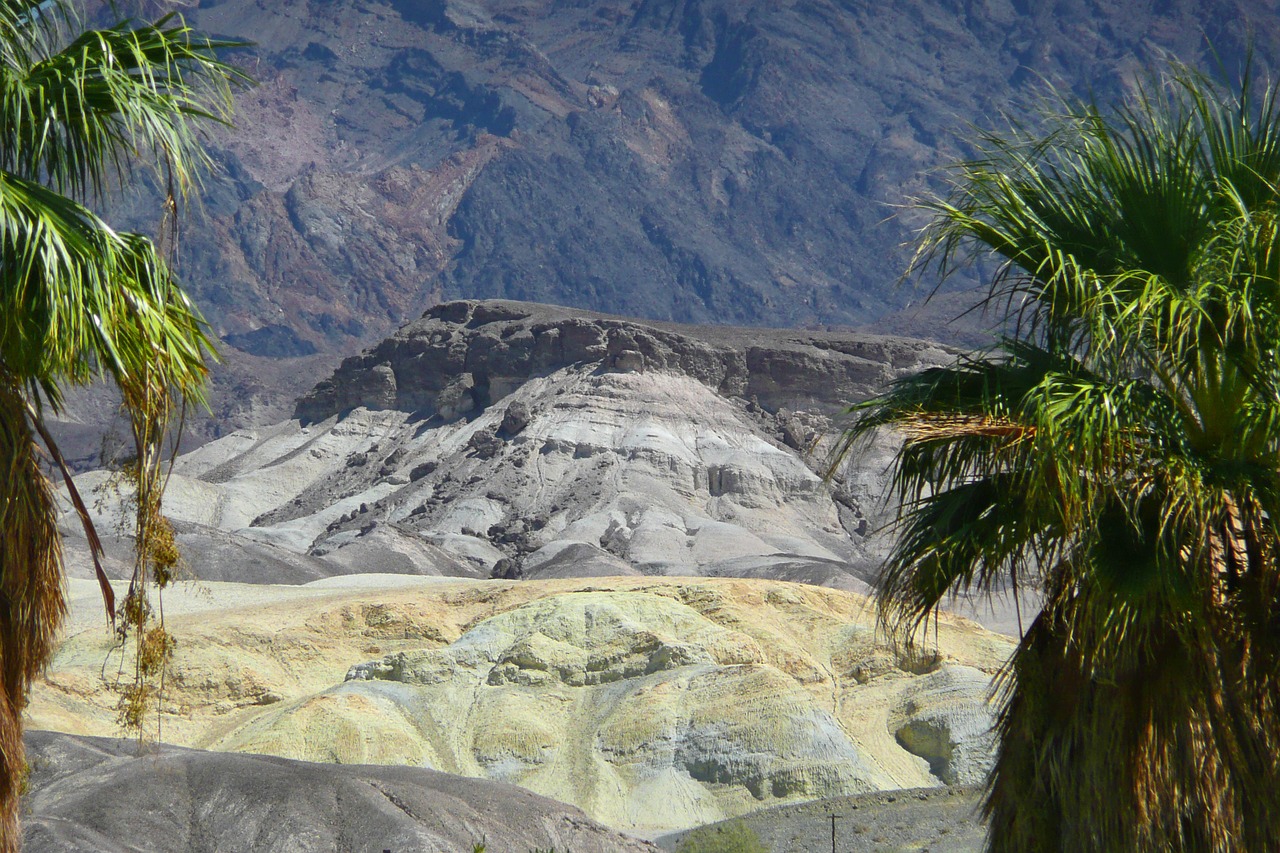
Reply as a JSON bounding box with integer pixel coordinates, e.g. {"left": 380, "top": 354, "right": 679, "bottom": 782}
{"left": 31, "top": 575, "right": 1014, "bottom": 833}
{"left": 67, "top": 300, "right": 954, "bottom": 588}
{"left": 31, "top": 301, "right": 1025, "bottom": 834}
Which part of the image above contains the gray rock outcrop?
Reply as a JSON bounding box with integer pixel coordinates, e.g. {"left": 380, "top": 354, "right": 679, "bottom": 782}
{"left": 294, "top": 299, "right": 953, "bottom": 423}
{"left": 890, "top": 666, "right": 1001, "bottom": 786}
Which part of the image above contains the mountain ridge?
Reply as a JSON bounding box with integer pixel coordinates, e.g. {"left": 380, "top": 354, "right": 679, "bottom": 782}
{"left": 66, "top": 0, "right": 1277, "bottom": 452}
{"left": 110, "top": 0, "right": 1277, "bottom": 354}
{"left": 294, "top": 298, "right": 957, "bottom": 424}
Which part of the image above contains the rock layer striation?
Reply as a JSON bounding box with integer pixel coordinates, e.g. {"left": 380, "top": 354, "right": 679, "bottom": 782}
{"left": 31, "top": 576, "right": 1014, "bottom": 834}
{"left": 71, "top": 300, "right": 950, "bottom": 588}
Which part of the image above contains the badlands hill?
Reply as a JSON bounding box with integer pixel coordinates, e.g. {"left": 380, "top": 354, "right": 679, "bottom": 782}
{"left": 70, "top": 299, "right": 958, "bottom": 592}
{"left": 22, "top": 730, "right": 657, "bottom": 852}
{"left": 31, "top": 301, "right": 1021, "bottom": 840}
{"left": 30, "top": 576, "right": 1013, "bottom": 837}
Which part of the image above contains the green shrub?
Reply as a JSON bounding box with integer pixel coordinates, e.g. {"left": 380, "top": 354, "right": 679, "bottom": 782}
{"left": 676, "top": 820, "right": 768, "bottom": 853}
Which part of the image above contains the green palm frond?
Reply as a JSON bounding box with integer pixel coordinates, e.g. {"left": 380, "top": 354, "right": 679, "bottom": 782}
{"left": 0, "top": 3, "right": 249, "bottom": 199}
{"left": 0, "top": 5, "right": 246, "bottom": 848}
{"left": 878, "top": 471, "right": 1051, "bottom": 640}
{"left": 0, "top": 169, "right": 212, "bottom": 406}
{"left": 838, "top": 56, "right": 1280, "bottom": 851}
{"left": 0, "top": 1, "right": 71, "bottom": 64}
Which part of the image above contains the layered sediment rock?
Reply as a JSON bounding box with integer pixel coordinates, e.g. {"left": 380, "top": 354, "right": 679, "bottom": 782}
{"left": 41, "top": 302, "right": 1016, "bottom": 835}
{"left": 30, "top": 576, "right": 1014, "bottom": 834}
{"left": 66, "top": 300, "right": 943, "bottom": 589}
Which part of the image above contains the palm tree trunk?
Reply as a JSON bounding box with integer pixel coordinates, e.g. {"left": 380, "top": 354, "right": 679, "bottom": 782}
{"left": 0, "top": 379, "right": 67, "bottom": 850}
{"left": 985, "top": 594, "right": 1280, "bottom": 852}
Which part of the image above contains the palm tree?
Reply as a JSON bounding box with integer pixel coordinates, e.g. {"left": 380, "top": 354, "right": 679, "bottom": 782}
{"left": 0, "top": 2, "right": 243, "bottom": 847}
{"left": 837, "top": 61, "right": 1280, "bottom": 851}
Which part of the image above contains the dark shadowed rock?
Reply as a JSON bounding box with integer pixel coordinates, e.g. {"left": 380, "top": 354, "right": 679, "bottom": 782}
{"left": 489, "top": 557, "right": 522, "bottom": 579}
{"left": 295, "top": 299, "right": 953, "bottom": 423}
{"left": 499, "top": 401, "right": 531, "bottom": 435}
{"left": 466, "top": 427, "right": 502, "bottom": 459}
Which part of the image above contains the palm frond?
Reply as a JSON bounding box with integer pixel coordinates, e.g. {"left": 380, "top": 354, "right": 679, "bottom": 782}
{"left": 0, "top": 5, "right": 245, "bottom": 846}
{"left": 0, "top": 7, "right": 249, "bottom": 199}
{"left": 843, "top": 54, "right": 1280, "bottom": 850}
{"left": 0, "top": 168, "right": 212, "bottom": 407}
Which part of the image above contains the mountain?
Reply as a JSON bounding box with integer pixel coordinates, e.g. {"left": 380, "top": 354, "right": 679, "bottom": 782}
{"left": 81, "top": 0, "right": 1277, "bottom": 448}
{"left": 62, "top": 300, "right": 1035, "bottom": 634}
{"left": 35, "top": 301, "right": 1020, "bottom": 834}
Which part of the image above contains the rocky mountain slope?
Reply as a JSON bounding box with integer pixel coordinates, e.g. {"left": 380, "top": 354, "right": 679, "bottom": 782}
{"left": 78, "top": 0, "right": 1276, "bottom": 449}
{"left": 156, "top": 0, "right": 1273, "bottom": 347}
{"left": 30, "top": 575, "right": 1013, "bottom": 835}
